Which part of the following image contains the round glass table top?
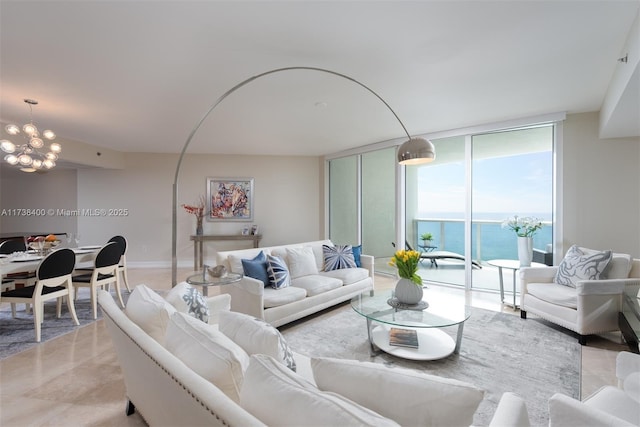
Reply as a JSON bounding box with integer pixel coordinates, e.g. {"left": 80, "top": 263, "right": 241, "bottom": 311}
{"left": 186, "top": 271, "right": 242, "bottom": 287}
{"left": 351, "top": 289, "right": 470, "bottom": 329}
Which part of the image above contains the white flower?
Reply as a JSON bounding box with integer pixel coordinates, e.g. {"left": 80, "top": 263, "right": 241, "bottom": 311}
{"left": 502, "top": 215, "right": 544, "bottom": 237}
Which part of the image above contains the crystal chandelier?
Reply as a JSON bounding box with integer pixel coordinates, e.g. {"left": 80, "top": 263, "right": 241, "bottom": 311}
{"left": 1, "top": 99, "right": 61, "bottom": 172}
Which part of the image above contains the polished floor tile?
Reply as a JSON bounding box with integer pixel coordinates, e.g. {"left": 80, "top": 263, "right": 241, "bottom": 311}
{"left": 0, "top": 268, "right": 629, "bottom": 426}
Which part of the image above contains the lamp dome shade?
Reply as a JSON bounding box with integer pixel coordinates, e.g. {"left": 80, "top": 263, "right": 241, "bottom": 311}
{"left": 397, "top": 137, "right": 436, "bottom": 165}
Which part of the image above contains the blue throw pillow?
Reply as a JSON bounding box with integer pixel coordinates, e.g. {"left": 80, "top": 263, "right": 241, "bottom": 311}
{"left": 266, "top": 255, "right": 291, "bottom": 289}
{"left": 351, "top": 245, "right": 362, "bottom": 267}
{"left": 242, "top": 251, "right": 269, "bottom": 287}
{"left": 323, "top": 245, "right": 357, "bottom": 271}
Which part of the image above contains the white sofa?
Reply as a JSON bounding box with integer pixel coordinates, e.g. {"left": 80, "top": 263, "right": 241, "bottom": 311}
{"left": 98, "top": 285, "right": 525, "bottom": 427}
{"left": 216, "top": 239, "right": 374, "bottom": 327}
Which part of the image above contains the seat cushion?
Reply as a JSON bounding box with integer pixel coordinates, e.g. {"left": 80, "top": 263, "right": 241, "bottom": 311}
{"left": 555, "top": 245, "right": 612, "bottom": 287}
{"left": 291, "top": 275, "right": 342, "bottom": 297}
{"left": 311, "top": 357, "right": 484, "bottom": 427}
{"left": 240, "top": 354, "right": 399, "bottom": 427}
{"left": 262, "top": 286, "right": 307, "bottom": 308}
{"left": 2, "top": 285, "right": 65, "bottom": 298}
{"left": 319, "top": 267, "right": 369, "bottom": 285}
{"left": 527, "top": 282, "right": 578, "bottom": 309}
{"left": 72, "top": 272, "right": 115, "bottom": 282}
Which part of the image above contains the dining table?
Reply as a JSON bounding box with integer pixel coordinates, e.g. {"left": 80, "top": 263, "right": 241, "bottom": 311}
{"left": 0, "top": 245, "right": 102, "bottom": 277}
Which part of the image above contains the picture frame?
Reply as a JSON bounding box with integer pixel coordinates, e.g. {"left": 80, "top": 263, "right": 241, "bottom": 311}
{"left": 206, "top": 177, "right": 254, "bottom": 221}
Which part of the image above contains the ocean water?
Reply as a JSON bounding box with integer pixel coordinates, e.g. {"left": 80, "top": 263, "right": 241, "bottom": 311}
{"left": 414, "top": 212, "right": 552, "bottom": 261}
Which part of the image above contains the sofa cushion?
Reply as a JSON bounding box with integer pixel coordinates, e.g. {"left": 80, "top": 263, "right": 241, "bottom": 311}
{"left": 291, "top": 275, "right": 342, "bottom": 297}
{"left": 527, "top": 282, "right": 577, "bottom": 309}
{"left": 165, "top": 312, "right": 250, "bottom": 403}
{"left": 286, "top": 247, "right": 318, "bottom": 279}
{"left": 219, "top": 310, "right": 296, "bottom": 371}
{"left": 164, "top": 281, "right": 209, "bottom": 323}
{"left": 323, "top": 244, "right": 357, "bottom": 271}
{"left": 263, "top": 286, "right": 307, "bottom": 308}
{"left": 240, "top": 354, "right": 399, "bottom": 427}
{"left": 555, "top": 245, "right": 612, "bottom": 287}
{"left": 241, "top": 250, "right": 269, "bottom": 286}
{"left": 311, "top": 357, "right": 484, "bottom": 427}
{"left": 125, "top": 284, "right": 177, "bottom": 345}
{"left": 601, "top": 253, "right": 632, "bottom": 279}
{"left": 319, "top": 267, "right": 370, "bottom": 285}
{"left": 266, "top": 255, "right": 291, "bottom": 289}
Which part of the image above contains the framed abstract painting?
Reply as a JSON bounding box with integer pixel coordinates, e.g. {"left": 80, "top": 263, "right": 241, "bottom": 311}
{"left": 206, "top": 177, "right": 254, "bottom": 221}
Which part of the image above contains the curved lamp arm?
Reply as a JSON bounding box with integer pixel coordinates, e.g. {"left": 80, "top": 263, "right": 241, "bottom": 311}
{"left": 171, "top": 66, "right": 429, "bottom": 285}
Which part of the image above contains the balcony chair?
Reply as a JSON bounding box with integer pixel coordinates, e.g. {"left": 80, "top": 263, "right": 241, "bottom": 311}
{"left": 73, "top": 241, "right": 125, "bottom": 319}
{"left": 520, "top": 245, "right": 640, "bottom": 345}
{"left": 0, "top": 248, "right": 79, "bottom": 342}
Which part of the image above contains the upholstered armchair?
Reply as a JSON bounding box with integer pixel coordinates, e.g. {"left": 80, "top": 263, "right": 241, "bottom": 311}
{"left": 520, "top": 246, "right": 640, "bottom": 345}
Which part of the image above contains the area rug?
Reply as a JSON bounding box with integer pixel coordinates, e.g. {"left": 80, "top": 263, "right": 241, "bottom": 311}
{"left": 0, "top": 290, "right": 128, "bottom": 359}
{"left": 280, "top": 302, "right": 581, "bottom": 427}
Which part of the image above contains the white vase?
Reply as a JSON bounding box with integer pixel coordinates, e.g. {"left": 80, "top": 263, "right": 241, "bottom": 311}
{"left": 394, "top": 278, "right": 424, "bottom": 304}
{"left": 517, "top": 236, "right": 533, "bottom": 267}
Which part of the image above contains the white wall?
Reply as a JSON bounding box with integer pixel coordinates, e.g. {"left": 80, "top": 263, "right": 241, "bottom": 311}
{"left": 75, "top": 152, "right": 321, "bottom": 266}
{"left": 562, "top": 112, "right": 640, "bottom": 257}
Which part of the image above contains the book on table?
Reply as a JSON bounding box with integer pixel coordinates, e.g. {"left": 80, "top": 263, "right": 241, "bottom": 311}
{"left": 389, "top": 328, "right": 419, "bottom": 348}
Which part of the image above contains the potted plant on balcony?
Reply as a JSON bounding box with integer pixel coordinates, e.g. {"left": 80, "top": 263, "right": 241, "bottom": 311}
{"left": 420, "top": 232, "right": 433, "bottom": 247}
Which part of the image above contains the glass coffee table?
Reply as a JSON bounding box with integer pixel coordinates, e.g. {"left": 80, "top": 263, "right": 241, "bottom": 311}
{"left": 186, "top": 271, "right": 242, "bottom": 296}
{"left": 351, "top": 290, "right": 470, "bottom": 360}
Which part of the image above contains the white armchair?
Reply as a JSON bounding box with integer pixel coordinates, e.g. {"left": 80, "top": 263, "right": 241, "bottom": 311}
{"left": 519, "top": 246, "right": 640, "bottom": 345}
{"left": 548, "top": 351, "right": 640, "bottom": 426}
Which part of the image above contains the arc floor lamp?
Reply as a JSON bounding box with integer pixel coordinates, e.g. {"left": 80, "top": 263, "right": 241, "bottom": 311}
{"left": 171, "top": 66, "right": 435, "bottom": 285}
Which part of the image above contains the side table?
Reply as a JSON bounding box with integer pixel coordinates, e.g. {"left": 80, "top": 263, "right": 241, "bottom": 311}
{"left": 620, "top": 289, "right": 640, "bottom": 354}
{"left": 185, "top": 271, "right": 242, "bottom": 297}
{"left": 486, "top": 259, "right": 546, "bottom": 308}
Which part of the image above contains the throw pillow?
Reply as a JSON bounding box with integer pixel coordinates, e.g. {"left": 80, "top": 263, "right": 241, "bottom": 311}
{"left": 286, "top": 247, "right": 318, "bottom": 279}
{"left": 219, "top": 310, "right": 296, "bottom": 371}
{"left": 241, "top": 250, "right": 269, "bottom": 286}
{"left": 165, "top": 311, "right": 250, "bottom": 403}
{"left": 266, "top": 255, "right": 291, "bottom": 289}
{"left": 352, "top": 244, "right": 362, "bottom": 267}
{"left": 323, "top": 244, "right": 357, "bottom": 271}
{"left": 125, "top": 284, "right": 177, "bottom": 345}
{"left": 311, "top": 357, "right": 484, "bottom": 427}
{"left": 164, "top": 281, "right": 210, "bottom": 323}
{"left": 555, "top": 245, "right": 613, "bottom": 287}
{"left": 240, "top": 355, "right": 398, "bottom": 427}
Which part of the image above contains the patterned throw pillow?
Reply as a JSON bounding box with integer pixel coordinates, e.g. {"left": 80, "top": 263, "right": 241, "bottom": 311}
{"left": 555, "top": 245, "right": 613, "bottom": 287}
{"left": 165, "top": 282, "right": 210, "bottom": 323}
{"left": 323, "top": 245, "right": 357, "bottom": 271}
{"left": 266, "top": 255, "right": 291, "bottom": 289}
{"left": 242, "top": 251, "right": 270, "bottom": 286}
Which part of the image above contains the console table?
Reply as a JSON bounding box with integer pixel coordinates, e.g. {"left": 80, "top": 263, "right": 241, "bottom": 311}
{"left": 190, "top": 234, "right": 262, "bottom": 270}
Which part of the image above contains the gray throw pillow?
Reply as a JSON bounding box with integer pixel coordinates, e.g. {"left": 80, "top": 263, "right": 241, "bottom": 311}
{"left": 555, "top": 245, "right": 612, "bottom": 287}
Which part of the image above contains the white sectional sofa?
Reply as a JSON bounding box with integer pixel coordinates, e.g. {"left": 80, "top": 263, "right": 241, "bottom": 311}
{"left": 215, "top": 239, "right": 374, "bottom": 327}
{"left": 98, "top": 285, "right": 527, "bottom": 427}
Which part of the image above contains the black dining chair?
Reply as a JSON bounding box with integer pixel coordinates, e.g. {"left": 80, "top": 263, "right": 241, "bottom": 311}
{"left": 72, "top": 242, "right": 124, "bottom": 319}
{"left": 1, "top": 248, "right": 79, "bottom": 342}
{"left": 0, "top": 238, "right": 37, "bottom": 315}
{"left": 75, "top": 235, "right": 131, "bottom": 292}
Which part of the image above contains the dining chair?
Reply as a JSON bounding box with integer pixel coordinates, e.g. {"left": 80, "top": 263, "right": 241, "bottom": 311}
{"left": 0, "top": 248, "right": 79, "bottom": 342}
{"left": 73, "top": 242, "right": 124, "bottom": 319}
{"left": 0, "top": 238, "right": 37, "bottom": 315}
{"left": 74, "top": 235, "right": 131, "bottom": 292}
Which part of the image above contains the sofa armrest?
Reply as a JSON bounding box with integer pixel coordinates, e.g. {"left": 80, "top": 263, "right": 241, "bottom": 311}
{"left": 576, "top": 279, "right": 628, "bottom": 296}
{"left": 360, "top": 254, "right": 375, "bottom": 289}
{"left": 489, "top": 392, "right": 530, "bottom": 427}
{"left": 223, "top": 276, "right": 265, "bottom": 319}
{"left": 206, "top": 294, "right": 231, "bottom": 325}
{"left": 548, "top": 393, "right": 636, "bottom": 427}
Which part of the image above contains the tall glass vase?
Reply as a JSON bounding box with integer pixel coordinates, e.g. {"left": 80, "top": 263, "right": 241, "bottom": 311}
{"left": 518, "top": 236, "right": 533, "bottom": 267}
{"left": 196, "top": 217, "right": 204, "bottom": 236}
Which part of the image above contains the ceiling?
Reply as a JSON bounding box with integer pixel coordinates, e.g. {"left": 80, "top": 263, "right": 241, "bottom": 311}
{"left": 1, "top": 0, "right": 638, "bottom": 161}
